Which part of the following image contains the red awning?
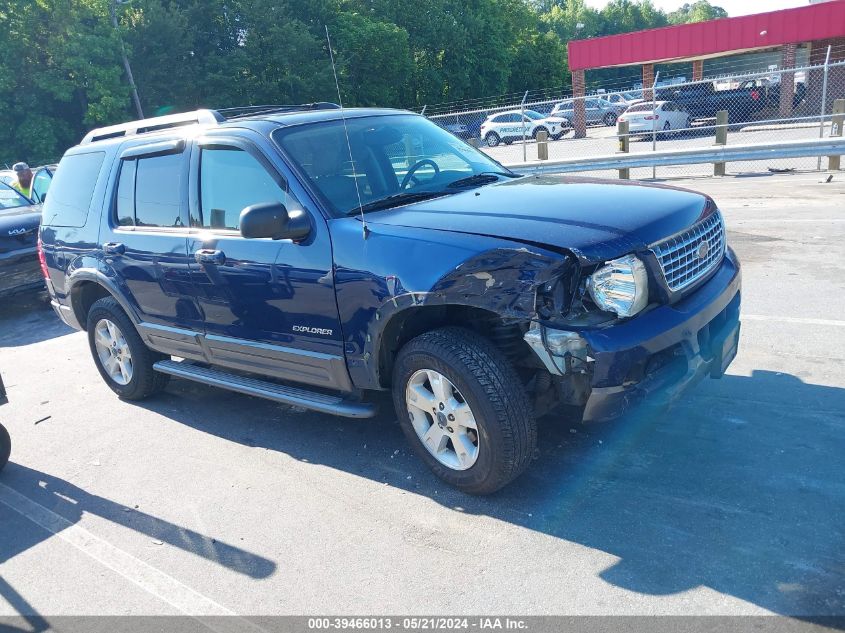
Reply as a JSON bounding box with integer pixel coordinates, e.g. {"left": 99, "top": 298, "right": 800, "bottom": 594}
{"left": 567, "top": 1, "right": 845, "bottom": 71}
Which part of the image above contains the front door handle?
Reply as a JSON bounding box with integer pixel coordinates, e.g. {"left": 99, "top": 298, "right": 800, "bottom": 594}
{"left": 194, "top": 249, "right": 226, "bottom": 265}
{"left": 103, "top": 242, "right": 125, "bottom": 255}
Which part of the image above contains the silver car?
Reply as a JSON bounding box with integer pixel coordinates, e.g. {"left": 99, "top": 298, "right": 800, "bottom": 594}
{"left": 551, "top": 97, "right": 626, "bottom": 127}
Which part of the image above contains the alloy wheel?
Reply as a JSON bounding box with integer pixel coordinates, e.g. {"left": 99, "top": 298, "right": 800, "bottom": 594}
{"left": 406, "top": 369, "right": 480, "bottom": 470}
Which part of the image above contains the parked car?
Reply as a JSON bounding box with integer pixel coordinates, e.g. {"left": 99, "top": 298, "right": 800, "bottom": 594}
{"left": 618, "top": 100, "right": 690, "bottom": 137}
{"left": 655, "top": 81, "right": 766, "bottom": 123}
{"left": 599, "top": 92, "right": 641, "bottom": 109}
{"left": 0, "top": 182, "right": 43, "bottom": 298}
{"left": 41, "top": 105, "right": 741, "bottom": 494}
{"left": 479, "top": 109, "right": 571, "bottom": 147}
{"left": 0, "top": 372, "right": 9, "bottom": 472}
{"left": 29, "top": 164, "right": 58, "bottom": 204}
{"left": 551, "top": 97, "right": 625, "bottom": 127}
{"left": 738, "top": 78, "right": 806, "bottom": 111}
{"left": 0, "top": 170, "right": 15, "bottom": 186}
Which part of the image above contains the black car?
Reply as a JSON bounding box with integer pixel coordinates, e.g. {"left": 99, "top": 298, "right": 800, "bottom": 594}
{"left": 0, "top": 182, "right": 43, "bottom": 298}
{"left": 41, "top": 105, "right": 740, "bottom": 494}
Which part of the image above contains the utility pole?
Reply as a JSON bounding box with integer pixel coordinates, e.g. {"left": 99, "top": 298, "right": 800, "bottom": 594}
{"left": 110, "top": 0, "right": 144, "bottom": 119}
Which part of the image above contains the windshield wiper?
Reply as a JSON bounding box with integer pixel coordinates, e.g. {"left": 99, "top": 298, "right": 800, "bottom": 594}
{"left": 351, "top": 191, "right": 450, "bottom": 215}
{"left": 446, "top": 171, "right": 517, "bottom": 189}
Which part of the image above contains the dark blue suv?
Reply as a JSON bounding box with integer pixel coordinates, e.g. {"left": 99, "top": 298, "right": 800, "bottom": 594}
{"left": 40, "top": 105, "right": 741, "bottom": 494}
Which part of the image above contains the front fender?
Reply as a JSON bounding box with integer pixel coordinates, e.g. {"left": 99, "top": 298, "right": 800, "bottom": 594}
{"left": 329, "top": 218, "right": 572, "bottom": 389}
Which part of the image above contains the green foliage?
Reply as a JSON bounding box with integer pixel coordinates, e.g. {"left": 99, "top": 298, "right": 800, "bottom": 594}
{"left": 668, "top": 1, "right": 728, "bottom": 25}
{"left": 0, "top": 0, "right": 731, "bottom": 166}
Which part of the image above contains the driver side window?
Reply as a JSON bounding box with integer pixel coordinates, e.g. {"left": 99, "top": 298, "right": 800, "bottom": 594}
{"left": 198, "top": 147, "right": 301, "bottom": 231}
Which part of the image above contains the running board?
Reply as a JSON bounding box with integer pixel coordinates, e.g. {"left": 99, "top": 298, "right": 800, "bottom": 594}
{"left": 153, "top": 360, "right": 377, "bottom": 419}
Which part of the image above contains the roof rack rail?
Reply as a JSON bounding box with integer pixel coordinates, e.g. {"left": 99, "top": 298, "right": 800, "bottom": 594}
{"left": 80, "top": 109, "right": 225, "bottom": 145}
{"left": 217, "top": 102, "right": 341, "bottom": 119}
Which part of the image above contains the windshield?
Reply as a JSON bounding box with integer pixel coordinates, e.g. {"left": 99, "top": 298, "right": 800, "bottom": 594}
{"left": 0, "top": 184, "right": 30, "bottom": 210}
{"left": 273, "top": 114, "right": 512, "bottom": 216}
{"left": 524, "top": 110, "right": 544, "bottom": 120}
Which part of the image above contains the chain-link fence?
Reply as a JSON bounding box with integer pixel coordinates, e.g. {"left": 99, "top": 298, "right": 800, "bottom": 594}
{"left": 426, "top": 48, "right": 845, "bottom": 179}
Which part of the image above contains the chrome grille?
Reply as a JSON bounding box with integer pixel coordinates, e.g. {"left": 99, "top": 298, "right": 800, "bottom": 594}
{"left": 651, "top": 211, "right": 725, "bottom": 292}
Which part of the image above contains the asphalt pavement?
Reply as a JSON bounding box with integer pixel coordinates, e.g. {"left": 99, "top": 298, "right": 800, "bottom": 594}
{"left": 0, "top": 172, "right": 843, "bottom": 618}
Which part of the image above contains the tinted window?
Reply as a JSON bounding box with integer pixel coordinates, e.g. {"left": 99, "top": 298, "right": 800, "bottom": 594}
{"left": 134, "top": 153, "right": 183, "bottom": 227}
{"left": 42, "top": 152, "right": 105, "bottom": 227}
{"left": 199, "top": 147, "right": 294, "bottom": 231}
{"left": 491, "top": 115, "right": 505, "bottom": 123}
{"left": 32, "top": 169, "right": 52, "bottom": 203}
{"left": 115, "top": 160, "right": 136, "bottom": 227}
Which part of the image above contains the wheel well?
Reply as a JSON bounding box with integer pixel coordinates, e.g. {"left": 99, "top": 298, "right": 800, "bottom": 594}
{"left": 70, "top": 282, "right": 113, "bottom": 331}
{"left": 377, "top": 305, "right": 531, "bottom": 388}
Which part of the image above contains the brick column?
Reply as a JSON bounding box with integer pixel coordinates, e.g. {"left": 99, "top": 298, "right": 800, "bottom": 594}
{"left": 779, "top": 43, "right": 797, "bottom": 117}
{"left": 692, "top": 59, "right": 704, "bottom": 82}
{"left": 572, "top": 69, "right": 587, "bottom": 139}
{"left": 808, "top": 38, "right": 845, "bottom": 114}
{"left": 642, "top": 63, "right": 655, "bottom": 100}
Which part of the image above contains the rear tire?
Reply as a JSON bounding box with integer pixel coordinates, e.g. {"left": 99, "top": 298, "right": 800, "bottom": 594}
{"left": 485, "top": 132, "right": 500, "bottom": 147}
{"left": 0, "top": 423, "right": 9, "bottom": 472}
{"left": 603, "top": 112, "right": 618, "bottom": 126}
{"left": 392, "top": 327, "right": 537, "bottom": 495}
{"left": 86, "top": 297, "right": 170, "bottom": 400}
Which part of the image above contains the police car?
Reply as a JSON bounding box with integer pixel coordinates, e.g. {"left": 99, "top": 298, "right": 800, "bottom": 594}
{"left": 479, "top": 109, "right": 571, "bottom": 147}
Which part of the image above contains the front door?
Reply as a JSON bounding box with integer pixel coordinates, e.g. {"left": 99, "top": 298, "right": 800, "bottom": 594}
{"left": 186, "top": 135, "right": 350, "bottom": 391}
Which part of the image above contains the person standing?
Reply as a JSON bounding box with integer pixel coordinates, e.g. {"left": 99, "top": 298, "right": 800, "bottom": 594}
{"left": 10, "top": 162, "right": 33, "bottom": 199}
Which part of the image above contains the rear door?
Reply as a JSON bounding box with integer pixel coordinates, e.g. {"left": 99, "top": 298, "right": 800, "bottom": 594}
{"left": 105, "top": 140, "right": 204, "bottom": 357}
{"left": 185, "top": 134, "right": 349, "bottom": 391}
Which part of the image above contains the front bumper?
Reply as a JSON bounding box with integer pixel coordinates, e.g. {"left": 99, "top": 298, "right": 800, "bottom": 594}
{"left": 529, "top": 248, "right": 741, "bottom": 422}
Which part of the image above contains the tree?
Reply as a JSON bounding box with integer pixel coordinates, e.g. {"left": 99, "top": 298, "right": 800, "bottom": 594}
{"left": 668, "top": 1, "right": 728, "bottom": 24}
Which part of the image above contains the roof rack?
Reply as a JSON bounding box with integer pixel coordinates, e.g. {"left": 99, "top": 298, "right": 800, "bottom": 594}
{"left": 217, "top": 102, "right": 341, "bottom": 119}
{"left": 80, "top": 109, "right": 225, "bottom": 145}
{"left": 79, "top": 102, "right": 342, "bottom": 145}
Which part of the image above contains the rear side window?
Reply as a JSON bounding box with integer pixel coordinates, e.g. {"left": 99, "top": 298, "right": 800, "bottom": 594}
{"left": 31, "top": 169, "right": 52, "bottom": 203}
{"left": 114, "top": 153, "right": 184, "bottom": 228}
{"left": 42, "top": 152, "right": 105, "bottom": 227}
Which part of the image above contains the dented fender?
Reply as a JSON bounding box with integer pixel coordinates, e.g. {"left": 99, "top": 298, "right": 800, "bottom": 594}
{"left": 329, "top": 218, "right": 573, "bottom": 389}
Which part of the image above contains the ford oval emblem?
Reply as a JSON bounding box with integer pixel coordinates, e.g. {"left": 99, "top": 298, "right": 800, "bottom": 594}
{"left": 697, "top": 240, "right": 710, "bottom": 260}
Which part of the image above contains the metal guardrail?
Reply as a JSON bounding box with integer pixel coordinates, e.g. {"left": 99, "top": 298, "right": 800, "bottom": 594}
{"left": 505, "top": 137, "right": 845, "bottom": 176}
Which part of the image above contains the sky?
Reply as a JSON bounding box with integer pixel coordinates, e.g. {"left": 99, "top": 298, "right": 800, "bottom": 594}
{"left": 584, "top": 0, "right": 814, "bottom": 17}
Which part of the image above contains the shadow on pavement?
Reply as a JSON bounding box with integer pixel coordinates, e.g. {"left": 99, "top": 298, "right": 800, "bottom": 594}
{"left": 0, "top": 291, "right": 73, "bottom": 347}
{"left": 128, "top": 368, "right": 844, "bottom": 617}
{"left": 0, "top": 464, "right": 277, "bottom": 620}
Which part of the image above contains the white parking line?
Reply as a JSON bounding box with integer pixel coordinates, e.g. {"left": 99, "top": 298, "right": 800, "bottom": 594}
{"left": 0, "top": 482, "right": 238, "bottom": 618}
{"left": 742, "top": 314, "right": 845, "bottom": 327}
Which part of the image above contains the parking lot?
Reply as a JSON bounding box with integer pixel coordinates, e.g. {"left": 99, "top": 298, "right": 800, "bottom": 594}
{"left": 481, "top": 120, "right": 834, "bottom": 176}
{"left": 0, "top": 172, "right": 844, "bottom": 618}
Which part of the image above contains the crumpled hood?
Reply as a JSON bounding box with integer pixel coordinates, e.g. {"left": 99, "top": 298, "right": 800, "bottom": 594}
{"left": 366, "top": 176, "right": 712, "bottom": 263}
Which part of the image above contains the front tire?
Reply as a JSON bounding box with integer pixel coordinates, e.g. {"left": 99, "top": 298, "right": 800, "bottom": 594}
{"left": 392, "top": 327, "right": 537, "bottom": 495}
{"left": 87, "top": 297, "right": 170, "bottom": 400}
{"left": 603, "top": 112, "right": 618, "bottom": 126}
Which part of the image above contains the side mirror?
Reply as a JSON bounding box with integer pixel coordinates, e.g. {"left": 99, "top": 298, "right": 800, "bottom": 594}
{"left": 239, "top": 201, "right": 310, "bottom": 241}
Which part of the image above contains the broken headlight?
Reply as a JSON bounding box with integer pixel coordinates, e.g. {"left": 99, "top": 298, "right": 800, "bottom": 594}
{"left": 587, "top": 254, "right": 648, "bottom": 318}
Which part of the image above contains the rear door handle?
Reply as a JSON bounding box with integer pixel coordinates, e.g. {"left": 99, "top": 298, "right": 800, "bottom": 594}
{"left": 103, "top": 242, "right": 125, "bottom": 255}
{"left": 194, "top": 249, "right": 226, "bottom": 265}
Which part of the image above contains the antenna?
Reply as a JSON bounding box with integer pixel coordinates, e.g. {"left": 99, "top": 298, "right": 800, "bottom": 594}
{"left": 325, "top": 25, "right": 368, "bottom": 239}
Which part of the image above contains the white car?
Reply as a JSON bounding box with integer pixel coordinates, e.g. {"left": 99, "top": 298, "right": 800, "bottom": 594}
{"left": 617, "top": 100, "right": 690, "bottom": 137}
{"left": 479, "top": 109, "right": 571, "bottom": 147}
